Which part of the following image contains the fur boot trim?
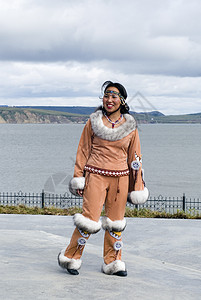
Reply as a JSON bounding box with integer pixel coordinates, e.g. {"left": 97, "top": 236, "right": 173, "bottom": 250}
{"left": 74, "top": 213, "right": 102, "bottom": 234}
{"left": 102, "top": 260, "right": 126, "bottom": 275}
{"left": 58, "top": 249, "right": 82, "bottom": 270}
{"left": 90, "top": 110, "right": 136, "bottom": 141}
{"left": 102, "top": 216, "right": 127, "bottom": 232}
{"left": 127, "top": 187, "right": 149, "bottom": 204}
{"left": 69, "top": 177, "right": 85, "bottom": 196}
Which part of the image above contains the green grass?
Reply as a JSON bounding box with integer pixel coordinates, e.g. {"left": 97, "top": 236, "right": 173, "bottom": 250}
{"left": 125, "top": 207, "right": 201, "bottom": 219}
{"left": 0, "top": 205, "right": 200, "bottom": 219}
{"left": 0, "top": 205, "right": 82, "bottom": 215}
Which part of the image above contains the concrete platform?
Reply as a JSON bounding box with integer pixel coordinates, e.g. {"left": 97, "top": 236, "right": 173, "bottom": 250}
{"left": 0, "top": 214, "right": 201, "bottom": 300}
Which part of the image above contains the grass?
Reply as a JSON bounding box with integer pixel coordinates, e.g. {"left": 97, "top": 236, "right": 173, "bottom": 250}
{"left": 0, "top": 205, "right": 82, "bottom": 215}
{"left": 0, "top": 205, "right": 200, "bottom": 219}
{"left": 125, "top": 207, "right": 201, "bottom": 219}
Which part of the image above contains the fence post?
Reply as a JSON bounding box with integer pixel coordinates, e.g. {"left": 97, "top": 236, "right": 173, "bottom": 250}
{"left": 41, "top": 189, "right": 45, "bottom": 208}
{"left": 182, "top": 193, "right": 186, "bottom": 212}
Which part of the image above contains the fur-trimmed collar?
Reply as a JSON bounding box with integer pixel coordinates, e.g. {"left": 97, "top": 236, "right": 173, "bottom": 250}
{"left": 90, "top": 110, "right": 136, "bottom": 141}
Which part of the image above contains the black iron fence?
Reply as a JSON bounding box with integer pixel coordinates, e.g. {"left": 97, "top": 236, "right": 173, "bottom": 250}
{"left": 0, "top": 190, "right": 201, "bottom": 215}
{"left": 127, "top": 194, "right": 201, "bottom": 215}
{"left": 0, "top": 190, "right": 82, "bottom": 209}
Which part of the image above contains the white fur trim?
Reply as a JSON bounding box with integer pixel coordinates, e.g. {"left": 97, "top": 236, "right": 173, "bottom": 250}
{"left": 90, "top": 110, "right": 136, "bottom": 141}
{"left": 58, "top": 249, "right": 82, "bottom": 270}
{"left": 128, "top": 187, "right": 149, "bottom": 204}
{"left": 69, "top": 177, "right": 85, "bottom": 196}
{"left": 74, "top": 213, "right": 102, "bottom": 234}
{"left": 102, "top": 217, "right": 127, "bottom": 232}
{"left": 102, "top": 260, "right": 126, "bottom": 275}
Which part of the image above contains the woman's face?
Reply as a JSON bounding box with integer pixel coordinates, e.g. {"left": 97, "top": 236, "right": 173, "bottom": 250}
{"left": 103, "top": 87, "right": 121, "bottom": 114}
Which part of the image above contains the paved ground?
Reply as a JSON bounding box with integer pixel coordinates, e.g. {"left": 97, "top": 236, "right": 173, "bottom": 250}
{"left": 0, "top": 214, "right": 201, "bottom": 300}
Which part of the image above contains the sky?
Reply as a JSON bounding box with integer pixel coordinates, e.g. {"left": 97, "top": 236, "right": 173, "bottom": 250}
{"left": 0, "top": 0, "right": 201, "bottom": 115}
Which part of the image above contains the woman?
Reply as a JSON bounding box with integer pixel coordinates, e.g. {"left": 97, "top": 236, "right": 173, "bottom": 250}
{"left": 58, "top": 81, "right": 149, "bottom": 276}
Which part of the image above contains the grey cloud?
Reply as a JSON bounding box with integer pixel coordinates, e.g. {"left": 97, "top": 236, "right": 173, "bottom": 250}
{"left": 0, "top": 0, "right": 201, "bottom": 77}
{"left": 0, "top": 0, "right": 201, "bottom": 115}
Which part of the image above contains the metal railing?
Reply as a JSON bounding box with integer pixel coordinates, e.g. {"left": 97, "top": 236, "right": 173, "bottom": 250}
{"left": 0, "top": 190, "right": 200, "bottom": 215}
{"left": 0, "top": 190, "right": 82, "bottom": 209}
{"left": 128, "top": 194, "right": 201, "bottom": 215}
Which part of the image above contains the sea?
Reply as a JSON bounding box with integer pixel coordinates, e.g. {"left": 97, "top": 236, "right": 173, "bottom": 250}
{"left": 0, "top": 123, "right": 201, "bottom": 199}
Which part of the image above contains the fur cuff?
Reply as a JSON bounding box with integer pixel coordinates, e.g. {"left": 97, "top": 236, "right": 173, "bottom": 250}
{"left": 58, "top": 249, "right": 82, "bottom": 270}
{"left": 127, "top": 187, "right": 149, "bottom": 204}
{"left": 102, "top": 260, "right": 126, "bottom": 275}
{"left": 74, "top": 213, "right": 102, "bottom": 234}
{"left": 69, "top": 177, "right": 85, "bottom": 196}
{"left": 102, "top": 217, "right": 127, "bottom": 232}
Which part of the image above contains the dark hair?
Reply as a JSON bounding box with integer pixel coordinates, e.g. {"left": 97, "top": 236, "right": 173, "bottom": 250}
{"left": 99, "top": 80, "right": 130, "bottom": 114}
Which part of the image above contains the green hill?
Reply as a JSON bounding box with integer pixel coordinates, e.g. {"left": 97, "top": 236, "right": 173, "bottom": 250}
{"left": 151, "top": 112, "right": 201, "bottom": 124}
{"left": 0, "top": 107, "right": 88, "bottom": 124}
{"left": 0, "top": 106, "right": 201, "bottom": 124}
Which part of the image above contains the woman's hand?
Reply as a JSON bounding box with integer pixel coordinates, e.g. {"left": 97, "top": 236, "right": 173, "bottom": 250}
{"left": 77, "top": 189, "right": 84, "bottom": 197}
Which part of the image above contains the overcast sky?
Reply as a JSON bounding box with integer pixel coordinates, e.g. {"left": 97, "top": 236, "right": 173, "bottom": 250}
{"left": 0, "top": 0, "right": 201, "bottom": 115}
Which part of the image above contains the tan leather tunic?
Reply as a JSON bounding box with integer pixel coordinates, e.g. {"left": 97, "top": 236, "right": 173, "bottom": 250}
{"left": 73, "top": 111, "right": 145, "bottom": 193}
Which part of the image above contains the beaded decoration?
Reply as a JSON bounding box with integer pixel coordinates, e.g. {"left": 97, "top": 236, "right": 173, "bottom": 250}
{"left": 104, "top": 112, "right": 123, "bottom": 128}
{"left": 104, "top": 90, "right": 126, "bottom": 105}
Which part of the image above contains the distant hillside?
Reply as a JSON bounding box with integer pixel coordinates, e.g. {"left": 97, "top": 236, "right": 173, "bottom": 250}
{"left": 153, "top": 112, "right": 201, "bottom": 123}
{"left": 0, "top": 106, "right": 201, "bottom": 124}
{"left": 18, "top": 106, "right": 96, "bottom": 115}
{"left": 0, "top": 107, "right": 88, "bottom": 124}
{"left": 18, "top": 106, "right": 165, "bottom": 123}
{"left": 18, "top": 106, "right": 165, "bottom": 116}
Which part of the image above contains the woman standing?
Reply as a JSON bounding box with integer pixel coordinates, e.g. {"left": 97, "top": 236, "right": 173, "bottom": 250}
{"left": 58, "top": 81, "right": 149, "bottom": 276}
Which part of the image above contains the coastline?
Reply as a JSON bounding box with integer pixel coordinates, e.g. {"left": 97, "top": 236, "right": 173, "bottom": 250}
{"left": 1, "top": 106, "right": 201, "bottom": 124}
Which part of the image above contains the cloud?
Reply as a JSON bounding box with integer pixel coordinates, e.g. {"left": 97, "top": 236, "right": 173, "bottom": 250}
{"left": 0, "top": 0, "right": 201, "bottom": 114}
{"left": 1, "top": 0, "right": 201, "bottom": 75}
{"left": 1, "top": 60, "right": 201, "bottom": 115}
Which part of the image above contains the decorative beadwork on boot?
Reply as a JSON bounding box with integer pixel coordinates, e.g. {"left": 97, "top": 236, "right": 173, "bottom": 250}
{"left": 74, "top": 213, "right": 102, "bottom": 234}
{"left": 109, "top": 231, "right": 122, "bottom": 240}
{"left": 113, "top": 241, "right": 123, "bottom": 251}
{"left": 58, "top": 249, "right": 82, "bottom": 271}
{"left": 71, "top": 237, "right": 87, "bottom": 257}
{"left": 102, "top": 216, "right": 126, "bottom": 232}
{"left": 102, "top": 260, "right": 126, "bottom": 275}
{"left": 78, "top": 228, "right": 90, "bottom": 238}
{"left": 77, "top": 237, "right": 87, "bottom": 246}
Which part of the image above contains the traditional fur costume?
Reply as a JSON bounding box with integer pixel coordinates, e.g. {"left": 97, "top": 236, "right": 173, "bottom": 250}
{"left": 58, "top": 110, "right": 148, "bottom": 275}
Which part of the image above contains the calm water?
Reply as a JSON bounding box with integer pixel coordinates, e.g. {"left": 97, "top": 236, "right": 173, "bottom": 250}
{"left": 0, "top": 123, "right": 201, "bottom": 198}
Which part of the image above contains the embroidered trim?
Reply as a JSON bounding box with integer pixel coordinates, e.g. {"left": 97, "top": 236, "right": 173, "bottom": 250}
{"left": 104, "top": 90, "right": 126, "bottom": 105}
{"left": 84, "top": 165, "right": 129, "bottom": 177}
{"left": 78, "top": 228, "right": 90, "bottom": 238}
{"left": 109, "top": 231, "right": 122, "bottom": 240}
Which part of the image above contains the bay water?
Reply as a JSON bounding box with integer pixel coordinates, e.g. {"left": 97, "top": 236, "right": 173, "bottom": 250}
{"left": 0, "top": 123, "right": 201, "bottom": 198}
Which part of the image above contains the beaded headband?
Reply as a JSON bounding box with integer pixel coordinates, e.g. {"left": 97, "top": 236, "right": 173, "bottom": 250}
{"left": 104, "top": 90, "right": 126, "bottom": 105}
